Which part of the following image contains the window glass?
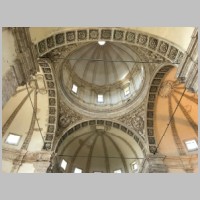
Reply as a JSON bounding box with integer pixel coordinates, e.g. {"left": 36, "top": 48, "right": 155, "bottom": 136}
{"left": 6, "top": 133, "right": 21, "bottom": 145}
{"left": 98, "top": 94, "right": 104, "bottom": 102}
{"left": 72, "top": 84, "right": 78, "bottom": 93}
{"left": 61, "top": 159, "right": 67, "bottom": 170}
{"left": 185, "top": 140, "right": 198, "bottom": 151}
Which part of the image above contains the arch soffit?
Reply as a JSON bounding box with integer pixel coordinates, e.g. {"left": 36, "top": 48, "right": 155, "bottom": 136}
{"left": 54, "top": 119, "right": 148, "bottom": 156}
{"left": 36, "top": 28, "right": 185, "bottom": 64}
{"left": 146, "top": 64, "right": 175, "bottom": 153}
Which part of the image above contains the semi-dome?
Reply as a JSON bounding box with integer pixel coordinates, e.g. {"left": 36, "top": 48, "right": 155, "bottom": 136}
{"left": 53, "top": 121, "right": 145, "bottom": 173}
{"left": 59, "top": 41, "right": 147, "bottom": 115}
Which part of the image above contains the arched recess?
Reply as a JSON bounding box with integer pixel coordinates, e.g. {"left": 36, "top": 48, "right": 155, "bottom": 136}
{"left": 153, "top": 68, "right": 198, "bottom": 158}
{"left": 35, "top": 28, "right": 184, "bottom": 64}
{"left": 146, "top": 64, "right": 198, "bottom": 159}
{"left": 49, "top": 119, "right": 147, "bottom": 173}
{"left": 146, "top": 64, "right": 175, "bottom": 153}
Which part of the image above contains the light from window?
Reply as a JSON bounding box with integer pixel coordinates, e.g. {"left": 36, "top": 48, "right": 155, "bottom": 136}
{"left": 114, "top": 169, "right": 122, "bottom": 173}
{"left": 185, "top": 139, "right": 198, "bottom": 151}
{"left": 72, "top": 84, "right": 78, "bottom": 93}
{"left": 124, "top": 86, "right": 130, "bottom": 96}
{"left": 98, "top": 94, "right": 104, "bottom": 103}
{"left": 98, "top": 41, "right": 106, "bottom": 46}
{"left": 131, "top": 162, "right": 138, "bottom": 172}
{"left": 61, "top": 159, "right": 67, "bottom": 170}
{"left": 5, "top": 133, "right": 21, "bottom": 145}
{"left": 74, "top": 168, "right": 82, "bottom": 173}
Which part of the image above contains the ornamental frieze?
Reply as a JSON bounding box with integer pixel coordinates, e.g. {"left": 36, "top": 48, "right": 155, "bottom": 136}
{"left": 117, "top": 105, "right": 145, "bottom": 139}
{"left": 59, "top": 101, "right": 83, "bottom": 128}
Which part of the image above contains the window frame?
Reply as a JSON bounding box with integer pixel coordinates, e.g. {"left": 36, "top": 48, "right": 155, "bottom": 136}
{"left": 72, "top": 83, "right": 78, "bottom": 94}
{"left": 184, "top": 139, "right": 198, "bottom": 152}
{"left": 114, "top": 169, "right": 122, "bottom": 173}
{"left": 5, "top": 133, "right": 21, "bottom": 146}
{"left": 97, "top": 94, "right": 104, "bottom": 103}
{"left": 74, "top": 167, "right": 83, "bottom": 173}
{"left": 131, "top": 161, "right": 139, "bottom": 173}
{"left": 60, "top": 159, "right": 68, "bottom": 170}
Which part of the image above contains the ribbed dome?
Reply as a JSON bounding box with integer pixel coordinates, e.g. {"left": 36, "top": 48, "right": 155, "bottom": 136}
{"left": 68, "top": 42, "right": 140, "bottom": 86}
{"left": 55, "top": 123, "right": 144, "bottom": 173}
{"left": 59, "top": 41, "right": 147, "bottom": 116}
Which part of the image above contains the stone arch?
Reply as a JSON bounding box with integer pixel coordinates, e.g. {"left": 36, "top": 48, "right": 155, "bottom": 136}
{"left": 55, "top": 119, "right": 148, "bottom": 156}
{"left": 36, "top": 27, "right": 184, "bottom": 64}
{"left": 49, "top": 119, "right": 147, "bottom": 173}
{"left": 146, "top": 64, "right": 177, "bottom": 153}
{"left": 37, "top": 59, "right": 59, "bottom": 151}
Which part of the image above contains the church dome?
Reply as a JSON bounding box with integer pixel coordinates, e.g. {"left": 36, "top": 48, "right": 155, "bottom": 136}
{"left": 68, "top": 41, "right": 141, "bottom": 86}
{"left": 54, "top": 120, "right": 145, "bottom": 173}
{"left": 59, "top": 41, "right": 147, "bottom": 115}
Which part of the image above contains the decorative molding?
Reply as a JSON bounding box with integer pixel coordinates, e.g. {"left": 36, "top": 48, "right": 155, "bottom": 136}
{"left": 117, "top": 104, "right": 145, "bottom": 140}
{"left": 2, "top": 147, "right": 52, "bottom": 173}
{"left": 159, "top": 80, "right": 175, "bottom": 97}
{"left": 38, "top": 59, "right": 58, "bottom": 151}
{"left": 36, "top": 28, "right": 184, "bottom": 65}
{"left": 59, "top": 100, "right": 83, "bottom": 128}
{"left": 12, "top": 28, "right": 38, "bottom": 82}
{"left": 55, "top": 120, "right": 147, "bottom": 158}
{"left": 146, "top": 65, "right": 174, "bottom": 153}
{"left": 141, "top": 154, "right": 168, "bottom": 173}
{"left": 2, "top": 148, "right": 52, "bottom": 162}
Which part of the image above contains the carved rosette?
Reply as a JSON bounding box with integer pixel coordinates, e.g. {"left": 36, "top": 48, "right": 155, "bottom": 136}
{"left": 159, "top": 80, "right": 180, "bottom": 98}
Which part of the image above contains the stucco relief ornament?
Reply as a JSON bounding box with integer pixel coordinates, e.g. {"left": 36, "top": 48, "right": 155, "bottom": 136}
{"left": 159, "top": 80, "right": 175, "bottom": 97}
{"left": 131, "top": 115, "right": 144, "bottom": 131}
{"left": 59, "top": 115, "right": 71, "bottom": 128}
{"left": 131, "top": 115, "right": 145, "bottom": 138}
{"left": 117, "top": 108, "right": 145, "bottom": 139}
{"left": 59, "top": 101, "right": 83, "bottom": 128}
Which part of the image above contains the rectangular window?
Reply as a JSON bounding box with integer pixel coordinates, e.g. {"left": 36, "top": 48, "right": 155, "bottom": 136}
{"left": 72, "top": 84, "right": 78, "bottom": 93}
{"left": 131, "top": 162, "right": 138, "bottom": 172}
{"left": 5, "top": 133, "right": 21, "bottom": 145}
{"left": 74, "top": 168, "right": 82, "bottom": 173}
{"left": 185, "top": 139, "right": 198, "bottom": 151}
{"left": 114, "top": 169, "right": 122, "bottom": 173}
{"left": 98, "top": 94, "right": 104, "bottom": 103}
{"left": 61, "top": 159, "right": 67, "bottom": 170}
{"left": 124, "top": 86, "right": 130, "bottom": 96}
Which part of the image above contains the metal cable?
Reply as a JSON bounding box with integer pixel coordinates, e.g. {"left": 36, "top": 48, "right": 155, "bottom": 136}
{"left": 49, "top": 57, "right": 180, "bottom": 64}
{"left": 153, "top": 87, "right": 187, "bottom": 154}
{"left": 25, "top": 83, "right": 45, "bottom": 143}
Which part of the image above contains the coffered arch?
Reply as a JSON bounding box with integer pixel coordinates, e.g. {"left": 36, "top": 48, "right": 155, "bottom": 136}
{"left": 36, "top": 27, "right": 184, "bottom": 64}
